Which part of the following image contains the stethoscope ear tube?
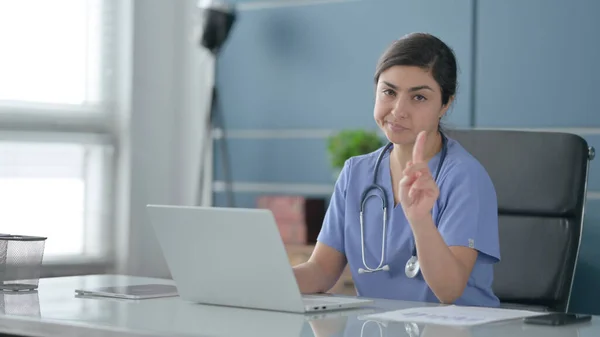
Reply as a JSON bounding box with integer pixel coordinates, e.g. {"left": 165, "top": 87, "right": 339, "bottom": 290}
{"left": 358, "top": 203, "right": 388, "bottom": 274}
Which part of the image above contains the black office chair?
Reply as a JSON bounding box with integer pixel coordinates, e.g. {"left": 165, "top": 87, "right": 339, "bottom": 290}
{"left": 446, "top": 129, "right": 595, "bottom": 313}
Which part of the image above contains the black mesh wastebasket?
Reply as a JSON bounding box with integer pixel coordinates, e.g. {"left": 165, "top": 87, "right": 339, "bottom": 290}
{"left": 0, "top": 235, "right": 47, "bottom": 291}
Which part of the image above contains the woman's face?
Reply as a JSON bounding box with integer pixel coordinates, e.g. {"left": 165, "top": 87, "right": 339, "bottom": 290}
{"left": 373, "top": 65, "right": 451, "bottom": 145}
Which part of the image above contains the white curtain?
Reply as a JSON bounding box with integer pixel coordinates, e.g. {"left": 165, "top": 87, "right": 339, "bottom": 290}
{"left": 112, "top": 0, "right": 215, "bottom": 278}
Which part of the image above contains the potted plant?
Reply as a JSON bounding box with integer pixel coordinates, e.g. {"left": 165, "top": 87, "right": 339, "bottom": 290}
{"left": 327, "top": 129, "right": 384, "bottom": 179}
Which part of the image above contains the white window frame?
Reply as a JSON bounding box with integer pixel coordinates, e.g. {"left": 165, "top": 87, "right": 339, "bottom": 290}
{"left": 0, "top": 0, "right": 124, "bottom": 275}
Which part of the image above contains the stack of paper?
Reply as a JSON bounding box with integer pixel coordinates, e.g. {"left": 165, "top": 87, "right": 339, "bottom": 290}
{"left": 361, "top": 305, "right": 545, "bottom": 327}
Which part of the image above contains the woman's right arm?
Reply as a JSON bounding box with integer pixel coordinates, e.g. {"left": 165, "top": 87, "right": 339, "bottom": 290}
{"left": 293, "top": 158, "right": 353, "bottom": 294}
{"left": 293, "top": 242, "right": 347, "bottom": 294}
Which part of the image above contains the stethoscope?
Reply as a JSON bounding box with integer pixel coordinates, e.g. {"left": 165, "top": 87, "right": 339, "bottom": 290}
{"left": 358, "top": 132, "right": 448, "bottom": 278}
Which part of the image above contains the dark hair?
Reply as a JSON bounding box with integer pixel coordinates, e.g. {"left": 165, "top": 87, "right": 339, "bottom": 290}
{"left": 374, "top": 32, "right": 458, "bottom": 107}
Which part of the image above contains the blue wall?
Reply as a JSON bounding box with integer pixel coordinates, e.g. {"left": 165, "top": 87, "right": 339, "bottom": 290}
{"left": 213, "top": 0, "right": 600, "bottom": 315}
{"left": 474, "top": 0, "right": 600, "bottom": 316}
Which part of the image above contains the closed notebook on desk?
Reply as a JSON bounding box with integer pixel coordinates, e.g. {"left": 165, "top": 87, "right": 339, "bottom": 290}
{"left": 75, "top": 284, "right": 179, "bottom": 300}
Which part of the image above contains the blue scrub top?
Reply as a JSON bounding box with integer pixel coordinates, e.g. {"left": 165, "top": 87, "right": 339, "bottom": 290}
{"left": 317, "top": 136, "right": 501, "bottom": 307}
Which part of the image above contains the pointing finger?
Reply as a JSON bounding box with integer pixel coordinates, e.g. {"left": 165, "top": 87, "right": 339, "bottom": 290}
{"left": 412, "top": 131, "right": 427, "bottom": 164}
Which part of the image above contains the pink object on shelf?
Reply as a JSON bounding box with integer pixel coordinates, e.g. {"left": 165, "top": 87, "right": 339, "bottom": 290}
{"left": 256, "top": 196, "right": 307, "bottom": 245}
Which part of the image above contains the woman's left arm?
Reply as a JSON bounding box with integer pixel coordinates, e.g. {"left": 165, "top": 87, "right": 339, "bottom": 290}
{"left": 402, "top": 164, "right": 499, "bottom": 304}
{"left": 400, "top": 132, "right": 499, "bottom": 304}
{"left": 410, "top": 217, "right": 478, "bottom": 304}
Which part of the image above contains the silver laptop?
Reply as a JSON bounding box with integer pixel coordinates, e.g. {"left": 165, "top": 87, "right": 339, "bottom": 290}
{"left": 146, "top": 205, "right": 373, "bottom": 313}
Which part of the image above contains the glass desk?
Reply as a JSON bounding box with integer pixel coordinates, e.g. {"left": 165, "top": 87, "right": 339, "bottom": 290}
{"left": 0, "top": 274, "right": 596, "bottom": 337}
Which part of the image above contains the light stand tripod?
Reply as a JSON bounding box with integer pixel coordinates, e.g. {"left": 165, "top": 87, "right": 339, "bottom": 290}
{"left": 196, "top": 0, "right": 236, "bottom": 207}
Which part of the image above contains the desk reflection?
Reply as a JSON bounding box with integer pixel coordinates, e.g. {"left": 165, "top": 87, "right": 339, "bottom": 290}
{"left": 308, "top": 312, "right": 473, "bottom": 337}
{"left": 0, "top": 290, "right": 40, "bottom": 317}
{"left": 121, "top": 300, "right": 310, "bottom": 337}
{"left": 309, "top": 312, "right": 586, "bottom": 337}
{"left": 71, "top": 293, "right": 589, "bottom": 337}
{"left": 307, "top": 308, "right": 374, "bottom": 337}
{"left": 353, "top": 320, "right": 471, "bottom": 337}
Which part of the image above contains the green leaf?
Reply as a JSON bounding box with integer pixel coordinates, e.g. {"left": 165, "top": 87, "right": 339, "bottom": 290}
{"left": 327, "top": 129, "right": 385, "bottom": 169}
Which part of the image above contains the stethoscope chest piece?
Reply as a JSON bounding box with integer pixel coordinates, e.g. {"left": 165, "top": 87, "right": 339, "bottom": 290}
{"left": 405, "top": 255, "right": 420, "bottom": 278}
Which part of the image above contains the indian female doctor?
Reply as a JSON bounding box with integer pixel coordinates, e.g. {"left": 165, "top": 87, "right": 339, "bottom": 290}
{"left": 292, "top": 32, "right": 500, "bottom": 307}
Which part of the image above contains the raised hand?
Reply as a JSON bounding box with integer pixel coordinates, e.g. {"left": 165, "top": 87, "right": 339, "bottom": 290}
{"left": 399, "top": 131, "right": 440, "bottom": 224}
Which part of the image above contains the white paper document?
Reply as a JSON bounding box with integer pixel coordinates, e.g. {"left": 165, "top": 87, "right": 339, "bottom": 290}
{"left": 361, "top": 305, "right": 545, "bottom": 327}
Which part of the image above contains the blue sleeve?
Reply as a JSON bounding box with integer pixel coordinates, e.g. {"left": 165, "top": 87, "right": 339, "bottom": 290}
{"left": 436, "top": 162, "right": 500, "bottom": 263}
{"left": 316, "top": 159, "right": 351, "bottom": 255}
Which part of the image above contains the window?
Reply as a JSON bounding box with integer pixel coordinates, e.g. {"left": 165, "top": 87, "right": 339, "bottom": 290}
{"left": 0, "top": 0, "right": 118, "bottom": 265}
{"left": 0, "top": 141, "right": 112, "bottom": 258}
{"left": 0, "top": 0, "right": 106, "bottom": 106}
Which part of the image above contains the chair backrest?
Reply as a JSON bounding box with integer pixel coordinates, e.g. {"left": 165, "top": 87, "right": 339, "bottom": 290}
{"left": 445, "top": 129, "right": 593, "bottom": 312}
